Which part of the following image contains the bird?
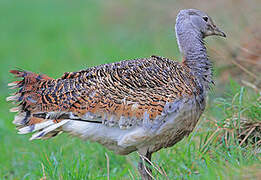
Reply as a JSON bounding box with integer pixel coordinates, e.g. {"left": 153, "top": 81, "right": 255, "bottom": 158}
{"left": 7, "top": 9, "right": 226, "bottom": 179}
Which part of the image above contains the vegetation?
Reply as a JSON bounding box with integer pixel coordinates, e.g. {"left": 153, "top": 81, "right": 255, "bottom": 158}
{"left": 0, "top": 0, "right": 260, "bottom": 179}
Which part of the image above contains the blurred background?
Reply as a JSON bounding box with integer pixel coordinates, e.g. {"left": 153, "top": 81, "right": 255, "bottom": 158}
{"left": 0, "top": 0, "right": 260, "bottom": 179}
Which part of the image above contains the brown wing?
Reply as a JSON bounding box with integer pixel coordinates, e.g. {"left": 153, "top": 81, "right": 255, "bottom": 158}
{"left": 7, "top": 56, "right": 199, "bottom": 133}
{"left": 42, "top": 56, "right": 197, "bottom": 119}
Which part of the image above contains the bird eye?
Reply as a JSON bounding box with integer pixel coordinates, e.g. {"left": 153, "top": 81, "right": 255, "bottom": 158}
{"left": 203, "top": 16, "right": 208, "bottom": 22}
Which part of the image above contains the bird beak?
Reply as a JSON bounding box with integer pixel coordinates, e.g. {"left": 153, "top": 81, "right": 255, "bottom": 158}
{"left": 213, "top": 26, "right": 226, "bottom": 37}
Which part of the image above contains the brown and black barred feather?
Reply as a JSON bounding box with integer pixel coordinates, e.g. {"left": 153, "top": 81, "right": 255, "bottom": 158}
{"left": 7, "top": 55, "right": 202, "bottom": 139}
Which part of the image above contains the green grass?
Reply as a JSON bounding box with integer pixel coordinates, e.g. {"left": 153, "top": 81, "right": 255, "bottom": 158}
{"left": 0, "top": 0, "right": 260, "bottom": 179}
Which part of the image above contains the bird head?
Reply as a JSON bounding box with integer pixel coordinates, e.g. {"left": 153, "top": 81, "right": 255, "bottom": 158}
{"left": 177, "top": 9, "right": 226, "bottom": 38}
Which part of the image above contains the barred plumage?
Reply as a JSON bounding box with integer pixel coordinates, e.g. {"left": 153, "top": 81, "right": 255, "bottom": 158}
{"left": 7, "top": 56, "right": 204, "bottom": 143}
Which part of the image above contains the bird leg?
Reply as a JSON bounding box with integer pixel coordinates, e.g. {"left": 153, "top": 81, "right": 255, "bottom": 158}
{"left": 138, "top": 150, "right": 153, "bottom": 180}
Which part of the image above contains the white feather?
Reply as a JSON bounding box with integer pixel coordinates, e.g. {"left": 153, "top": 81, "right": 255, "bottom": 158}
{"left": 19, "top": 120, "right": 55, "bottom": 134}
{"left": 6, "top": 94, "right": 19, "bottom": 101}
{"left": 30, "top": 120, "right": 69, "bottom": 140}
{"left": 13, "top": 112, "right": 26, "bottom": 125}
{"left": 10, "top": 107, "right": 20, "bottom": 112}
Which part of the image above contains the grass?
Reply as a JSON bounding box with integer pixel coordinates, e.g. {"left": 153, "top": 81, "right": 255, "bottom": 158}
{"left": 0, "top": 0, "right": 260, "bottom": 179}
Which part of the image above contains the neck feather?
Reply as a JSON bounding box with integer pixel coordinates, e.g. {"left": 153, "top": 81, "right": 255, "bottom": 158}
{"left": 175, "top": 22, "right": 213, "bottom": 90}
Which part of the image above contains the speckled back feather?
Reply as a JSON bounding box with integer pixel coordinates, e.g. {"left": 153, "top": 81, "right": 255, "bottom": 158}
{"left": 7, "top": 55, "right": 204, "bottom": 140}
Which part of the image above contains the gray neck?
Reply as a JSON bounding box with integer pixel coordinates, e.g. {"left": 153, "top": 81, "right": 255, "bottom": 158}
{"left": 175, "top": 20, "right": 213, "bottom": 89}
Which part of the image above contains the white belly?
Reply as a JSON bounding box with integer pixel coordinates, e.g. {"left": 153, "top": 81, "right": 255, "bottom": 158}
{"left": 62, "top": 97, "right": 204, "bottom": 155}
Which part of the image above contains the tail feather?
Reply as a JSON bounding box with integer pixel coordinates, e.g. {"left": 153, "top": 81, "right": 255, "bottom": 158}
{"left": 7, "top": 69, "right": 69, "bottom": 140}
{"left": 29, "top": 120, "right": 69, "bottom": 140}
{"left": 18, "top": 120, "right": 55, "bottom": 134}
{"left": 12, "top": 112, "right": 27, "bottom": 125}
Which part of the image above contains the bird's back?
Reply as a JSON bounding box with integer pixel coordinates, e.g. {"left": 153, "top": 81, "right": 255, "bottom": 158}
{"left": 7, "top": 55, "right": 205, "bottom": 154}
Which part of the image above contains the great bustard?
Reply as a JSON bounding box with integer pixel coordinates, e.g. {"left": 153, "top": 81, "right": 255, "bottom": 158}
{"left": 7, "top": 9, "right": 226, "bottom": 179}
